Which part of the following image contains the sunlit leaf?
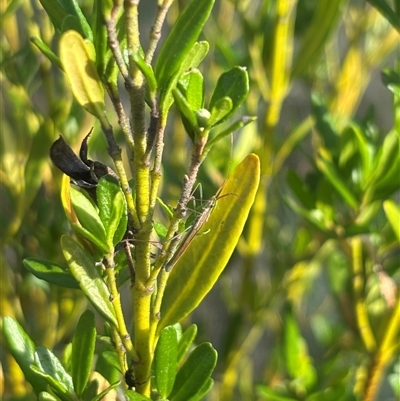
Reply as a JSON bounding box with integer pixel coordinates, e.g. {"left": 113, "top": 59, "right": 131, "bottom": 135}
{"left": 158, "top": 154, "right": 260, "bottom": 332}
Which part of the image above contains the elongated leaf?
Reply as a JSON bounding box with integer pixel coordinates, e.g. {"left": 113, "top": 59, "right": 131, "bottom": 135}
{"left": 61, "top": 235, "right": 117, "bottom": 326}
{"left": 2, "top": 317, "right": 48, "bottom": 393}
{"left": 316, "top": 148, "right": 359, "bottom": 209}
{"left": 91, "top": 381, "right": 120, "bottom": 401}
{"left": 207, "top": 96, "right": 233, "bottom": 127}
{"left": 158, "top": 154, "right": 260, "bottom": 332}
{"left": 29, "top": 365, "right": 73, "bottom": 401}
{"left": 38, "top": 0, "right": 68, "bottom": 32}
{"left": 59, "top": 30, "right": 107, "bottom": 122}
{"left": 70, "top": 222, "right": 109, "bottom": 254}
{"left": 283, "top": 312, "right": 317, "bottom": 391}
{"left": 39, "top": 392, "right": 59, "bottom": 401}
{"left": 155, "top": 326, "right": 179, "bottom": 398}
{"left": 95, "top": 349, "right": 122, "bottom": 387}
{"left": 366, "top": 0, "right": 400, "bottom": 32}
{"left": 58, "top": 0, "right": 93, "bottom": 40}
{"left": 178, "top": 69, "right": 204, "bottom": 110}
{"left": 187, "top": 378, "right": 213, "bottom": 401}
{"left": 209, "top": 66, "right": 249, "bottom": 124}
{"left": 96, "top": 175, "right": 128, "bottom": 247}
{"left": 311, "top": 94, "right": 340, "bottom": 153}
{"left": 173, "top": 88, "right": 200, "bottom": 136}
{"left": 125, "top": 390, "right": 153, "bottom": 400}
{"left": 35, "top": 347, "right": 74, "bottom": 394}
{"left": 134, "top": 53, "right": 157, "bottom": 98}
{"left": 292, "top": 0, "right": 344, "bottom": 76}
{"left": 155, "top": 0, "right": 215, "bottom": 90}
{"left": 71, "top": 310, "right": 96, "bottom": 395}
{"left": 257, "top": 386, "right": 298, "bottom": 401}
{"left": 30, "top": 37, "right": 63, "bottom": 70}
{"left": 23, "top": 258, "right": 80, "bottom": 289}
{"left": 160, "top": 41, "right": 210, "bottom": 114}
{"left": 383, "top": 200, "right": 400, "bottom": 241}
{"left": 177, "top": 324, "right": 198, "bottom": 365}
{"left": 169, "top": 343, "right": 217, "bottom": 401}
{"left": 70, "top": 187, "right": 108, "bottom": 246}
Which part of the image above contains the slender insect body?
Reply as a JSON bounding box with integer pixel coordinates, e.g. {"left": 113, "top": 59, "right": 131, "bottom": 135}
{"left": 164, "top": 189, "right": 233, "bottom": 272}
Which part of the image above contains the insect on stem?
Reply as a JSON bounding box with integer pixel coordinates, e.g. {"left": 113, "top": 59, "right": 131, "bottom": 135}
{"left": 165, "top": 189, "right": 233, "bottom": 272}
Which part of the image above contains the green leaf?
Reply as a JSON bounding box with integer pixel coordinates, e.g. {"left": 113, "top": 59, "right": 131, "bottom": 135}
{"left": 30, "top": 37, "right": 63, "bottom": 70}
{"left": 177, "top": 324, "right": 198, "bottom": 365}
{"left": 71, "top": 310, "right": 96, "bottom": 396}
{"left": 382, "top": 68, "right": 400, "bottom": 96}
{"left": 2, "top": 317, "right": 48, "bottom": 393}
{"left": 169, "top": 343, "right": 217, "bottom": 401}
{"left": 61, "top": 235, "right": 118, "bottom": 327}
{"left": 59, "top": 30, "right": 107, "bottom": 123}
{"left": 383, "top": 200, "right": 400, "bottom": 241}
{"left": 125, "top": 390, "right": 153, "bottom": 400}
{"left": 187, "top": 378, "right": 213, "bottom": 401}
{"left": 257, "top": 386, "right": 298, "bottom": 401}
{"left": 203, "top": 116, "right": 257, "bottom": 156}
{"left": 39, "top": 392, "right": 59, "bottom": 401}
{"left": 38, "top": 0, "right": 68, "bottom": 32}
{"left": 366, "top": 0, "right": 400, "bottom": 32}
{"left": 207, "top": 96, "right": 233, "bottom": 127}
{"left": 70, "top": 187, "right": 108, "bottom": 246}
{"left": 286, "top": 169, "right": 315, "bottom": 210}
{"left": 283, "top": 311, "right": 317, "bottom": 391}
{"left": 70, "top": 222, "right": 109, "bottom": 254}
{"left": 58, "top": 0, "right": 93, "bottom": 39}
{"left": 160, "top": 41, "right": 210, "bottom": 115}
{"left": 181, "top": 41, "right": 210, "bottom": 73}
{"left": 155, "top": 0, "right": 215, "bottom": 90}
{"left": 23, "top": 258, "right": 80, "bottom": 289}
{"left": 134, "top": 53, "right": 158, "bottom": 100}
{"left": 158, "top": 154, "right": 260, "bottom": 333}
{"left": 35, "top": 347, "right": 74, "bottom": 396}
{"left": 284, "top": 196, "right": 331, "bottom": 233}
{"left": 209, "top": 67, "right": 249, "bottom": 124}
{"left": 91, "top": 381, "right": 120, "bottom": 401}
{"left": 316, "top": 148, "right": 359, "bottom": 209}
{"left": 95, "top": 349, "right": 122, "bottom": 387}
{"left": 173, "top": 87, "right": 200, "bottom": 138}
{"left": 178, "top": 69, "right": 204, "bottom": 111}
{"left": 292, "top": 0, "right": 344, "bottom": 76}
{"left": 155, "top": 326, "right": 179, "bottom": 398}
{"left": 154, "top": 221, "right": 168, "bottom": 240}
{"left": 311, "top": 94, "right": 340, "bottom": 154}
{"left": 29, "top": 365, "right": 73, "bottom": 401}
{"left": 96, "top": 175, "right": 128, "bottom": 247}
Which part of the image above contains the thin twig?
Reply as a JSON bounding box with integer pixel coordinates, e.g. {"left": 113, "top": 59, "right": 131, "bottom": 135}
{"left": 145, "top": 0, "right": 175, "bottom": 64}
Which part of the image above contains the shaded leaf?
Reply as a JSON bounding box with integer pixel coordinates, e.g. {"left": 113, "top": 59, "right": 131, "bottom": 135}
{"left": 177, "top": 324, "right": 198, "bottom": 365}
{"left": 169, "top": 343, "right": 217, "bottom": 401}
{"left": 71, "top": 310, "right": 96, "bottom": 396}
{"left": 61, "top": 235, "right": 117, "bottom": 326}
{"left": 23, "top": 258, "right": 80, "bottom": 289}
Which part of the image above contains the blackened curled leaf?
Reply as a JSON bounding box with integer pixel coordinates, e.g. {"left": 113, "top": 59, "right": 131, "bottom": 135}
{"left": 50, "top": 132, "right": 118, "bottom": 191}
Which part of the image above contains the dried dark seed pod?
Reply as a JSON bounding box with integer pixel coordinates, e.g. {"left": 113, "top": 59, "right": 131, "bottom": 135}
{"left": 50, "top": 131, "right": 118, "bottom": 199}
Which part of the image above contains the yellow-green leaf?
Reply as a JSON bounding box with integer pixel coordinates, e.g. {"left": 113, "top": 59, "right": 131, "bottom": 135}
{"left": 59, "top": 30, "right": 107, "bottom": 123}
{"left": 383, "top": 200, "right": 400, "bottom": 241}
{"left": 158, "top": 154, "right": 260, "bottom": 333}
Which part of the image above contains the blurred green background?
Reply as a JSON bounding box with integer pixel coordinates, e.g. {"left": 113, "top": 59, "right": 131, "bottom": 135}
{"left": 1, "top": 0, "right": 399, "bottom": 400}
